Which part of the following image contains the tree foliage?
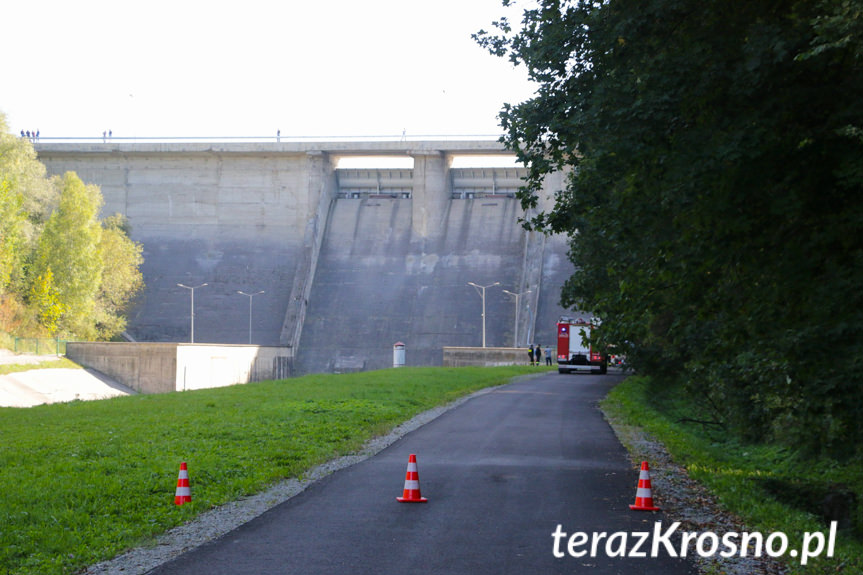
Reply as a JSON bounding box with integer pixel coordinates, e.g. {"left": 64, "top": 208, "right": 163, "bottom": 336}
{"left": 0, "top": 115, "right": 56, "bottom": 295}
{"left": 477, "top": 0, "right": 863, "bottom": 456}
{"left": 0, "top": 179, "right": 25, "bottom": 293}
{"left": 94, "top": 214, "right": 144, "bottom": 339}
{"left": 29, "top": 267, "right": 66, "bottom": 335}
{"left": 0, "top": 111, "right": 144, "bottom": 341}
{"left": 31, "top": 172, "right": 104, "bottom": 339}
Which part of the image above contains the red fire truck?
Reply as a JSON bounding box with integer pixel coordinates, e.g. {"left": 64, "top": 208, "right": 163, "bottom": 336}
{"left": 556, "top": 316, "right": 607, "bottom": 374}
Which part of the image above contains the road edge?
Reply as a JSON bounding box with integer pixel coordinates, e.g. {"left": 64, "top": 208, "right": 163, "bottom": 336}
{"left": 599, "top": 378, "right": 787, "bottom": 575}
{"left": 83, "top": 376, "right": 536, "bottom": 575}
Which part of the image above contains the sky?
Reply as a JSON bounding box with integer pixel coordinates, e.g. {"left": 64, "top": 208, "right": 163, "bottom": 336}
{"left": 2, "top": 0, "right": 536, "bottom": 141}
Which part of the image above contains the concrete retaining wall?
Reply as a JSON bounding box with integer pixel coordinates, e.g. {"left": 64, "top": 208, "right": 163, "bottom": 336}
{"left": 67, "top": 342, "right": 292, "bottom": 394}
{"left": 442, "top": 347, "right": 537, "bottom": 368}
{"left": 67, "top": 342, "right": 177, "bottom": 394}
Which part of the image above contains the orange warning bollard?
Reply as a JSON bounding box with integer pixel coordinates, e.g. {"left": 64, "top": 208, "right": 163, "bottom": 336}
{"left": 629, "top": 460, "right": 660, "bottom": 511}
{"left": 174, "top": 462, "right": 192, "bottom": 506}
{"left": 396, "top": 454, "right": 428, "bottom": 503}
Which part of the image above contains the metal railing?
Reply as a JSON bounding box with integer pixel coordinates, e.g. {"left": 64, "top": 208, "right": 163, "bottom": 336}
{"left": 0, "top": 331, "right": 67, "bottom": 356}
{"left": 27, "top": 133, "right": 505, "bottom": 144}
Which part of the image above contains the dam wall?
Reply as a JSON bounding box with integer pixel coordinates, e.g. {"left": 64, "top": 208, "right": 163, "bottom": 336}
{"left": 37, "top": 141, "right": 574, "bottom": 375}
{"left": 39, "top": 144, "right": 330, "bottom": 347}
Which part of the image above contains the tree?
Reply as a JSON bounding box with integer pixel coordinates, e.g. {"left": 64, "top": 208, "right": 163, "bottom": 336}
{"left": 0, "top": 179, "right": 25, "bottom": 293}
{"left": 93, "top": 214, "right": 144, "bottom": 339}
{"left": 30, "top": 172, "right": 104, "bottom": 339}
{"left": 29, "top": 267, "right": 66, "bottom": 335}
{"left": 0, "top": 113, "right": 144, "bottom": 341}
{"left": 477, "top": 0, "right": 863, "bottom": 455}
{"left": 0, "top": 113, "right": 56, "bottom": 294}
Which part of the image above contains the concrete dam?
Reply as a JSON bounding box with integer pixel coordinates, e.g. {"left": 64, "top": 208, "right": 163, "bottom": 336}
{"left": 36, "top": 140, "right": 574, "bottom": 375}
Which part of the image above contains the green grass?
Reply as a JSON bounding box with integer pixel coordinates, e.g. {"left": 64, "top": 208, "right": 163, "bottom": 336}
{"left": 601, "top": 376, "right": 863, "bottom": 575}
{"left": 0, "top": 357, "right": 80, "bottom": 375}
{"left": 0, "top": 366, "right": 536, "bottom": 574}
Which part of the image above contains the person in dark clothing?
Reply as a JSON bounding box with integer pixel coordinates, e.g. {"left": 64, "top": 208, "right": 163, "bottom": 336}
{"left": 535, "top": 345, "right": 542, "bottom": 366}
{"left": 528, "top": 345, "right": 535, "bottom": 366}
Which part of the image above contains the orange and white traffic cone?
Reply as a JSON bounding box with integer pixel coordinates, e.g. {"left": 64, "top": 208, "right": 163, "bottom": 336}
{"left": 396, "top": 454, "right": 427, "bottom": 503}
{"left": 629, "top": 460, "right": 660, "bottom": 511}
{"left": 174, "top": 462, "right": 192, "bottom": 506}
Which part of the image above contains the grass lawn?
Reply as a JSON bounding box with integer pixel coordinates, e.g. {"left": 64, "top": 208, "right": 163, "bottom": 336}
{"left": 0, "top": 357, "right": 80, "bottom": 376}
{"left": 0, "top": 365, "right": 541, "bottom": 575}
{"left": 601, "top": 375, "right": 863, "bottom": 575}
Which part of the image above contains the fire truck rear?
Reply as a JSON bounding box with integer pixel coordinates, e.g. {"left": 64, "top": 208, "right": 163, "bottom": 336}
{"left": 556, "top": 316, "right": 607, "bottom": 374}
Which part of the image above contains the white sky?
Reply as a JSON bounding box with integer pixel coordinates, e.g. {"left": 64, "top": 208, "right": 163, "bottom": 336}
{"left": 1, "top": 0, "right": 536, "bottom": 140}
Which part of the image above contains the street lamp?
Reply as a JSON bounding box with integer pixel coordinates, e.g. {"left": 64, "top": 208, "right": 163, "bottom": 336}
{"left": 502, "top": 289, "right": 532, "bottom": 347}
{"left": 177, "top": 283, "right": 207, "bottom": 343}
{"left": 467, "top": 281, "right": 499, "bottom": 348}
{"left": 237, "top": 290, "right": 265, "bottom": 345}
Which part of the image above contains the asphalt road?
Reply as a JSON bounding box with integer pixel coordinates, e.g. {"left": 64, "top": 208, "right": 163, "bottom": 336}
{"left": 149, "top": 372, "right": 697, "bottom": 575}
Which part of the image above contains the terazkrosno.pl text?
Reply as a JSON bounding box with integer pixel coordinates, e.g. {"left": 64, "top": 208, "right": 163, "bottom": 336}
{"left": 552, "top": 521, "right": 837, "bottom": 566}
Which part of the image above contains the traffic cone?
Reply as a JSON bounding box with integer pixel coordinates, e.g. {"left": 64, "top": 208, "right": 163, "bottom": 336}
{"left": 174, "top": 462, "right": 192, "bottom": 506}
{"left": 396, "top": 454, "right": 427, "bottom": 503}
{"left": 629, "top": 460, "right": 660, "bottom": 511}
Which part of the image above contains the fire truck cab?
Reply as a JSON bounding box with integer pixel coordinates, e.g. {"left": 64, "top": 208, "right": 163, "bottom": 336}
{"left": 556, "top": 316, "right": 607, "bottom": 375}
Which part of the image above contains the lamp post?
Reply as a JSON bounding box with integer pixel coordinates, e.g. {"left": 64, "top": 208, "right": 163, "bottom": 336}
{"left": 177, "top": 283, "right": 207, "bottom": 343}
{"left": 502, "top": 289, "right": 531, "bottom": 347}
{"left": 467, "top": 281, "right": 499, "bottom": 348}
{"left": 237, "top": 290, "right": 265, "bottom": 344}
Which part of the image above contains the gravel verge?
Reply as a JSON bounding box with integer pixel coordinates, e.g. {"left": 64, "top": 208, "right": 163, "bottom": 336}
{"left": 601, "top": 404, "right": 788, "bottom": 575}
